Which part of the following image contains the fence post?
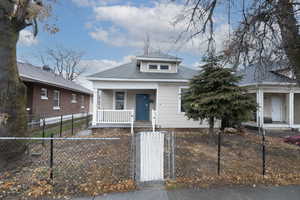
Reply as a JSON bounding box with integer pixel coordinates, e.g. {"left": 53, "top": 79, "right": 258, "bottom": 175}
{"left": 262, "top": 128, "right": 266, "bottom": 177}
{"left": 50, "top": 133, "right": 54, "bottom": 182}
{"left": 217, "top": 130, "right": 221, "bottom": 176}
{"left": 60, "top": 115, "right": 63, "bottom": 137}
{"left": 42, "top": 118, "right": 45, "bottom": 146}
{"left": 71, "top": 114, "right": 74, "bottom": 135}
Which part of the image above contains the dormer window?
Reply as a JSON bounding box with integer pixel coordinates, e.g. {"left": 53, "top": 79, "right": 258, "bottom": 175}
{"left": 160, "top": 65, "right": 169, "bottom": 70}
{"left": 149, "top": 64, "right": 158, "bottom": 70}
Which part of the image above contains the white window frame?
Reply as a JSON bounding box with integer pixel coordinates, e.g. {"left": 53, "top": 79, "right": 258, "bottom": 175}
{"left": 148, "top": 64, "right": 158, "bottom": 70}
{"left": 160, "top": 64, "right": 170, "bottom": 70}
{"left": 178, "top": 86, "right": 189, "bottom": 113}
{"left": 113, "top": 90, "right": 127, "bottom": 110}
{"left": 147, "top": 63, "right": 171, "bottom": 71}
{"left": 53, "top": 90, "right": 60, "bottom": 110}
{"left": 81, "top": 95, "right": 85, "bottom": 109}
{"left": 40, "top": 88, "right": 48, "bottom": 100}
{"left": 71, "top": 94, "right": 77, "bottom": 103}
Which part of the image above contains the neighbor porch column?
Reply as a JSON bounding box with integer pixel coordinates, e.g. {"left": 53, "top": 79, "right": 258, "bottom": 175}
{"left": 256, "top": 88, "right": 264, "bottom": 127}
{"left": 92, "top": 88, "right": 98, "bottom": 126}
{"left": 289, "top": 91, "right": 294, "bottom": 128}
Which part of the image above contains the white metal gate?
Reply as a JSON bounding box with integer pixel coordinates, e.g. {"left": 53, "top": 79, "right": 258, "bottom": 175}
{"left": 139, "top": 131, "right": 164, "bottom": 182}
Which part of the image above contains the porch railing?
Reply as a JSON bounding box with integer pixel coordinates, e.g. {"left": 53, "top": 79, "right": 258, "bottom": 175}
{"left": 152, "top": 109, "right": 157, "bottom": 132}
{"left": 97, "top": 109, "right": 134, "bottom": 133}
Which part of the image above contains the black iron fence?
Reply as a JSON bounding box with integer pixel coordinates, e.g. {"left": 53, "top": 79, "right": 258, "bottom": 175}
{"left": 173, "top": 128, "right": 300, "bottom": 186}
{"left": 25, "top": 113, "right": 92, "bottom": 137}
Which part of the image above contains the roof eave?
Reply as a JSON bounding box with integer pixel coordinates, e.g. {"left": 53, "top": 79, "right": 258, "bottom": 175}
{"left": 87, "top": 77, "right": 190, "bottom": 82}
{"left": 20, "top": 74, "right": 93, "bottom": 95}
{"left": 239, "top": 82, "right": 297, "bottom": 87}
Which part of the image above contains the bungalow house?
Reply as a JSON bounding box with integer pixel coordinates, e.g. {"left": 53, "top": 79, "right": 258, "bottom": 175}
{"left": 18, "top": 62, "right": 93, "bottom": 124}
{"left": 88, "top": 52, "right": 209, "bottom": 132}
{"left": 239, "top": 64, "right": 300, "bottom": 129}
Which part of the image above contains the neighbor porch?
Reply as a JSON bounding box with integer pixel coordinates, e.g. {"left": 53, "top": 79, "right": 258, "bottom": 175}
{"left": 246, "top": 87, "right": 300, "bottom": 129}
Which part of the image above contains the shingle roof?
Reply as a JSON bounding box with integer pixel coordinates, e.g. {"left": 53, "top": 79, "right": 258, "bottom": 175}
{"left": 137, "top": 52, "right": 181, "bottom": 60}
{"left": 238, "top": 64, "right": 296, "bottom": 85}
{"left": 88, "top": 61, "right": 197, "bottom": 80}
{"left": 18, "top": 62, "right": 92, "bottom": 95}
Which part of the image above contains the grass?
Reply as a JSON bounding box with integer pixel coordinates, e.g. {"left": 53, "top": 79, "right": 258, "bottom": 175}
{"left": 29, "top": 116, "right": 90, "bottom": 138}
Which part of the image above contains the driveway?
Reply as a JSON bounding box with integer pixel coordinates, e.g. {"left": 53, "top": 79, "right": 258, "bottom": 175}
{"left": 74, "top": 185, "right": 300, "bottom": 200}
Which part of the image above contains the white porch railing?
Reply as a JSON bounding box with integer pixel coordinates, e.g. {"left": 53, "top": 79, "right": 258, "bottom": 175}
{"left": 97, "top": 110, "right": 134, "bottom": 134}
{"left": 152, "top": 109, "right": 157, "bottom": 132}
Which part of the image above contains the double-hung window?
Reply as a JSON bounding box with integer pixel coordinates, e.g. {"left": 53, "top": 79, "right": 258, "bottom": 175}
{"left": 41, "top": 88, "right": 48, "bottom": 100}
{"left": 71, "top": 94, "right": 77, "bottom": 103}
{"left": 53, "top": 90, "right": 60, "bottom": 110}
{"left": 115, "top": 92, "right": 125, "bottom": 110}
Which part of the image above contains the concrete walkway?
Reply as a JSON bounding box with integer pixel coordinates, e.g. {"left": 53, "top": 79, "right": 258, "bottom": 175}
{"left": 74, "top": 185, "right": 300, "bottom": 200}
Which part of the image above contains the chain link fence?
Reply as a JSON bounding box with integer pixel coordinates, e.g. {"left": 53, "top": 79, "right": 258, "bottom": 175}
{"left": 171, "top": 128, "right": 300, "bottom": 187}
{"left": 0, "top": 136, "right": 135, "bottom": 199}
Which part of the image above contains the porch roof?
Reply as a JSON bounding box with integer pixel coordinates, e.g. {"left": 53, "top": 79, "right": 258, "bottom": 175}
{"left": 238, "top": 63, "right": 296, "bottom": 86}
{"left": 87, "top": 61, "right": 198, "bottom": 81}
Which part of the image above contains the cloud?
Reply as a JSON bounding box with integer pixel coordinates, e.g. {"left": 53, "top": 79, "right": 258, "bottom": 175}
{"left": 88, "top": 2, "right": 230, "bottom": 55}
{"left": 72, "top": 0, "right": 120, "bottom": 7}
{"left": 76, "top": 55, "right": 134, "bottom": 90}
{"left": 18, "top": 30, "right": 38, "bottom": 46}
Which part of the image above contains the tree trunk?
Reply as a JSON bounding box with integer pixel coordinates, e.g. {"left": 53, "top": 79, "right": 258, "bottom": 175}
{"left": 209, "top": 117, "right": 216, "bottom": 144}
{"left": 0, "top": 17, "right": 27, "bottom": 163}
{"left": 276, "top": 0, "right": 300, "bottom": 82}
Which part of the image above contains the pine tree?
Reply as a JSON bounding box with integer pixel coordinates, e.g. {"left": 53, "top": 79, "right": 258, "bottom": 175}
{"left": 182, "top": 55, "right": 257, "bottom": 142}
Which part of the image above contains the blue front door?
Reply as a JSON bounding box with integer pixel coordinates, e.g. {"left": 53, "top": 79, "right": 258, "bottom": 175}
{"left": 136, "top": 94, "right": 150, "bottom": 121}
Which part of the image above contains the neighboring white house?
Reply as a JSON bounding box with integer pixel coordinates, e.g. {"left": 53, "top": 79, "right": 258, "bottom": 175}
{"left": 239, "top": 63, "right": 300, "bottom": 129}
{"left": 88, "top": 52, "right": 208, "bottom": 132}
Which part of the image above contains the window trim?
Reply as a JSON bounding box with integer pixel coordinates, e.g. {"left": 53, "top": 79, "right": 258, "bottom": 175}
{"left": 71, "top": 94, "right": 77, "bottom": 103}
{"left": 40, "top": 88, "right": 48, "bottom": 100}
{"left": 178, "top": 86, "right": 189, "bottom": 114}
{"left": 113, "top": 90, "right": 127, "bottom": 110}
{"left": 147, "top": 63, "right": 171, "bottom": 71}
{"left": 53, "top": 90, "right": 60, "bottom": 110}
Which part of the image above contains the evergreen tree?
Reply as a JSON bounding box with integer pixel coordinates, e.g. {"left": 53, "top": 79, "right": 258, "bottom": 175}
{"left": 182, "top": 55, "right": 257, "bottom": 141}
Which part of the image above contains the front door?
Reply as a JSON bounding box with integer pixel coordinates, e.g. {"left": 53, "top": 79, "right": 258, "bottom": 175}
{"left": 271, "top": 96, "right": 283, "bottom": 122}
{"left": 136, "top": 94, "right": 150, "bottom": 121}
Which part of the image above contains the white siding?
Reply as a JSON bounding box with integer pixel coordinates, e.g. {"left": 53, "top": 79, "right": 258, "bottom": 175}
{"left": 156, "top": 83, "right": 208, "bottom": 128}
{"left": 101, "top": 90, "right": 113, "bottom": 109}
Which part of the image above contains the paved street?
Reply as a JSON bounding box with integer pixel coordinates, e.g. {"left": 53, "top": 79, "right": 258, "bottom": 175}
{"left": 74, "top": 185, "right": 300, "bottom": 200}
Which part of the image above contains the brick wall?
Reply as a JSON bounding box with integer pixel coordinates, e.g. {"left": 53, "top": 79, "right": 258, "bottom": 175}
{"left": 26, "top": 82, "right": 91, "bottom": 118}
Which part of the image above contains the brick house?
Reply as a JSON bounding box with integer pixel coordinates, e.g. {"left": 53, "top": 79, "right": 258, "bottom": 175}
{"left": 18, "top": 62, "right": 93, "bottom": 121}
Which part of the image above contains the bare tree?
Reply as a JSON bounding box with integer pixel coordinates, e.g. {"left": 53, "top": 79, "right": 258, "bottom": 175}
{"left": 41, "top": 46, "right": 85, "bottom": 81}
{"left": 176, "top": 0, "right": 300, "bottom": 81}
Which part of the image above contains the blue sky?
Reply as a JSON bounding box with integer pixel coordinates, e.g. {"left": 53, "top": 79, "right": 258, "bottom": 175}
{"left": 17, "top": 0, "right": 231, "bottom": 87}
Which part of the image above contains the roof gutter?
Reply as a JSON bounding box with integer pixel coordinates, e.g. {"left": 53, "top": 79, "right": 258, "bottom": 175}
{"left": 239, "top": 82, "right": 297, "bottom": 87}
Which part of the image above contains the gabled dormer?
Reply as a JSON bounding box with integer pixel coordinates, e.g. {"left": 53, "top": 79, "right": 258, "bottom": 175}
{"left": 136, "top": 52, "right": 182, "bottom": 73}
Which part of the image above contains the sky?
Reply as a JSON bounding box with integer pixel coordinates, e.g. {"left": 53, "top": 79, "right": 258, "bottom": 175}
{"left": 17, "top": 0, "right": 232, "bottom": 89}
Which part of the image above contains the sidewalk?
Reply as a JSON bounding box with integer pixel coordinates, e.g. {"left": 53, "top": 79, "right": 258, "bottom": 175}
{"left": 74, "top": 185, "right": 300, "bottom": 200}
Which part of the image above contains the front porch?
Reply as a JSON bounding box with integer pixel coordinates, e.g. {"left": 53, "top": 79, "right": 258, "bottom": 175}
{"left": 247, "top": 88, "right": 300, "bottom": 129}
{"left": 92, "top": 88, "right": 158, "bottom": 133}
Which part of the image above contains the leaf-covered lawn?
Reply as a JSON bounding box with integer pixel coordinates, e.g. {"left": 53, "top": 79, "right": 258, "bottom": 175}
{"left": 168, "top": 130, "right": 300, "bottom": 189}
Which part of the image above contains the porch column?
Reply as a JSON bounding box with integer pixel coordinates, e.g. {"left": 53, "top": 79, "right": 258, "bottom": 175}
{"left": 289, "top": 91, "right": 294, "bottom": 127}
{"left": 92, "top": 89, "right": 98, "bottom": 126}
{"left": 256, "top": 88, "right": 264, "bottom": 127}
